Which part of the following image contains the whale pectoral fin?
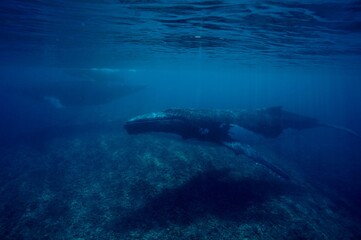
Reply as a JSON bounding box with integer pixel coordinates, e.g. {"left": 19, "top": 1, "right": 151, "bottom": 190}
{"left": 222, "top": 141, "right": 245, "bottom": 155}
{"left": 222, "top": 141, "right": 290, "bottom": 180}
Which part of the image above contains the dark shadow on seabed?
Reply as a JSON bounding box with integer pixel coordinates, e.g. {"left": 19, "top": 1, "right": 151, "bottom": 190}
{"left": 114, "top": 168, "right": 296, "bottom": 232}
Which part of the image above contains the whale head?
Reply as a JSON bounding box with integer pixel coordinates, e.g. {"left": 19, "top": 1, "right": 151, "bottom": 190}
{"left": 124, "top": 111, "right": 193, "bottom": 137}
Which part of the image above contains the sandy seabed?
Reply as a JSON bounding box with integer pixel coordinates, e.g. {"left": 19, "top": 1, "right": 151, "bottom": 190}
{"left": 0, "top": 129, "right": 360, "bottom": 240}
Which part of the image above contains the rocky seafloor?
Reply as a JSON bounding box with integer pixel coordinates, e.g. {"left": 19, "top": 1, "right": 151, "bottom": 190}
{"left": 0, "top": 127, "right": 360, "bottom": 240}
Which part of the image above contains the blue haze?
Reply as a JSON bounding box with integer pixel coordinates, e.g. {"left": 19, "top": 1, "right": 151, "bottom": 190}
{"left": 0, "top": 0, "right": 361, "bottom": 238}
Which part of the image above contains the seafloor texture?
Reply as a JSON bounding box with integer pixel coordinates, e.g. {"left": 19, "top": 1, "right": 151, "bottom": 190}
{"left": 0, "top": 128, "right": 360, "bottom": 240}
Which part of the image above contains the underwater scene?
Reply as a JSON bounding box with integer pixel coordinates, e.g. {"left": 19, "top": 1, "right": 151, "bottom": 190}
{"left": 1, "top": 0, "right": 361, "bottom": 239}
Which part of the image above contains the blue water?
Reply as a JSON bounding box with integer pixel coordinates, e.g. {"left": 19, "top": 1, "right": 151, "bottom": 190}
{"left": 1, "top": 0, "right": 361, "bottom": 239}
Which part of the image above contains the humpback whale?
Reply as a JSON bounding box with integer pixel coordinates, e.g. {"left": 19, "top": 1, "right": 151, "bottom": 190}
{"left": 3, "top": 79, "right": 144, "bottom": 108}
{"left": 124, "top": 107, "right": 360, "bottom": 179}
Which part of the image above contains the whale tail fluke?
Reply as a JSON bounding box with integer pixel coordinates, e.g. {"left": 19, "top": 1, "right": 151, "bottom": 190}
{"left": 321, "top": 123, "right": 361, "bottom": 140}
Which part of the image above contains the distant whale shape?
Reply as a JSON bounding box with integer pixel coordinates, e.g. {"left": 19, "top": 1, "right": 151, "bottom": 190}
{"left": 65, "top": 68, "right": 132, "bottom": 82}
{"left": 4, "top": 79, "right": 144, "bottom": 108}
{"left": 124, "top": 107, "right": 360, "bottom": 179}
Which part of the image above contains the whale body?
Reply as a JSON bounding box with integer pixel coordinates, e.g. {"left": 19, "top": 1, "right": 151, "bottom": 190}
{"left": 124, "top": 107, "right": 360, "bottom": 179}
